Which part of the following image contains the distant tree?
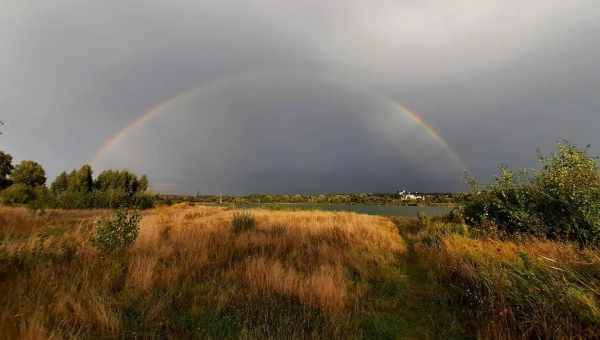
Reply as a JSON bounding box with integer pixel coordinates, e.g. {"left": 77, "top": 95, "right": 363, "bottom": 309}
{"left": 10, "top": 160, "right": 46, "bottom": 187}
{"left": 0, "top": 150, "right": 13, "bottom": 189}
{"left": 95, "top": 169, "right": 141, "bottom": 194}
{"left": 51, "top": 171, "right": 69, "bottom": 193}
{"left": 66, "top": 170, "right": 77, "bottom": 190}
{"left": 78, "top": 165, "right": 94, "bottom": 192}
{"left": 65, "top": 165, "right": 94, "bottom": 192}
{"left": 95, "top": 170, "right": 115, "bottom": 192}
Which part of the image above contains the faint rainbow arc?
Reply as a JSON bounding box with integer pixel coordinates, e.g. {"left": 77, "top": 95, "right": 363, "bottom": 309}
{"left": 91, "top": 88, "right": 199, "bottom": 166}
{"left": 92, "top": 89, "right": 468, "bottom": 172}
{"left": 391, "top": 103, "right": 468, "bottom": 172}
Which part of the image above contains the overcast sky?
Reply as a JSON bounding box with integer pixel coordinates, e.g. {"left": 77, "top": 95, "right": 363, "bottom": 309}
{"left": 1, "top": 1, "right": 599, "bottom": 194}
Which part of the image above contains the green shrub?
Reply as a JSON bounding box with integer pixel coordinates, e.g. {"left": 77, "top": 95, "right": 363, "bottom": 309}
{"left": 26, "top": 186, "right": 56, "bottom": 213}
{"left": 91, "top": 208, "right": 141, "bottom": 254}
{"left": 231, "top": 211, "right": 256, "bottom": 233}
{"left": 463, "top": 168, "right": 542, "bottom": 235}
{"left": 416, "top": 212, "right": 430, "bottom": 228}
{"left": 440, "top": 208, "right": 465, "bottom": 224}
{"left": 464, "top": 142, "right": 600, "bottom": 247}
{"left": 130, "top": 193, "right": 156, "bottom": 209}
{"left": 1, "top": 183, "right": 35, "bottom": 205}
{"left": 531, "top": 143, "right": 600, "bottom": 246}
{"left": 52, "top": 190, "right": 94, "bottom": 209}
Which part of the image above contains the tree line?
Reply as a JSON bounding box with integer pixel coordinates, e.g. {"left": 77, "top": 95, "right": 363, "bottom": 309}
{"left": 0, "top": 150, "right": 154, "bottom": 209}
{"left": 159, "top": 192, "right": 457, "bottom": 206}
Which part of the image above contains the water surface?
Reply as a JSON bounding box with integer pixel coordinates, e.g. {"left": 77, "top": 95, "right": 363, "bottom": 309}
{"left": 237, "top": 203, "right": 452, "bottom": 217}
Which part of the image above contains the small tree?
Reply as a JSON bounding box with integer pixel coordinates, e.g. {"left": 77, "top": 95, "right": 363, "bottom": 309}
{"left": 91, "top": 208, "right": 141, "bottom": 254}
{"left": 51, "top": 171, "right": 69, "bottom": 193}
{"left": 68, "top": 164, "right": 94, "bottom": 192}
{"left": 0, "top": 150, "right": 13, "bottom": 189}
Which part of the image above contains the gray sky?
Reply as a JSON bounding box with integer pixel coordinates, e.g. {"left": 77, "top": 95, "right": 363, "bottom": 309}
{"left": 1, "top": 1, "right": 599, "bottom": 194}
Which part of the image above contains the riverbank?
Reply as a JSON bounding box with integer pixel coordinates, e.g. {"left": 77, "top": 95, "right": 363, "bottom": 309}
{"left": 156, "top": 192, "right": 460, "bottom": 208}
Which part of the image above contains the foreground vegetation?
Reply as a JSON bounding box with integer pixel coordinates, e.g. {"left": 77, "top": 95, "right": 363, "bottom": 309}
{"left": 2, "top": 142, "right": 599, "bottom": 338}
{"left": 2, "top": 204, "right": 599, "bottom": 339}
{"left": 1, "top": 205, "right": 413, "bottom": 338}
{"left": 407, "top": 214, "right": 600, "bottom": 339}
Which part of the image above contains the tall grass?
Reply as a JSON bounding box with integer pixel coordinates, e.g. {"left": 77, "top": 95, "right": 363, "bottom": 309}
{"left": 407, "top": 216, "right": 600, "bottom": 339}
{"left": 0, "top": 205, "right": 406, "bottom": 339}
{"left": 231, "top": 210, "right": 256, "bottom": 233}
{"left": 4, "top": 204, "right": 598, "bottom": 338}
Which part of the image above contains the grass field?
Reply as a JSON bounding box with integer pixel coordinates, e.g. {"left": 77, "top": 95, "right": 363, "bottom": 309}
{"left": 1, "top": 205, "right": 599, "bottom": 339}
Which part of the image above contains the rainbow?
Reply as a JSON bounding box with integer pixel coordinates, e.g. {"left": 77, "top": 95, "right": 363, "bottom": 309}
{"left": 391, "top": 103, "right": 468, "bottom": 171}
{"left": 92, "top": 85, "right": 467, "bottom": 172}
{"left": 91, "top": 88, "right": 199, "bottom": 166}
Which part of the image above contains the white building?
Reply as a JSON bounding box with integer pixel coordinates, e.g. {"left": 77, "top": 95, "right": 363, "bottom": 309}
{"left": 398, "top": 190, "right": 424, "bottom": 201}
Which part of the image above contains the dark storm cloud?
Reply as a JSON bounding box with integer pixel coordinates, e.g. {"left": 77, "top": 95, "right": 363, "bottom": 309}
{"left": 1, "top": 1, "right": 599, "bottom": 193}
{"left": 1, "top": 1, "right": 321, "bottom": 169}
{"left": 95, "top": 72, "right": 466, "bottom": 194}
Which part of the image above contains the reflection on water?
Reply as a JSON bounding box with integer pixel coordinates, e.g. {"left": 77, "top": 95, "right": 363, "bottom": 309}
{"left": 237, "top": 203, "right": 452, "bottom": 217}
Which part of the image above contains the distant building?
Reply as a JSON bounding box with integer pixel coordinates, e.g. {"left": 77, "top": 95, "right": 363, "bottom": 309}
{"left": 398, "top": 190, "right": 424, "bottom": 201}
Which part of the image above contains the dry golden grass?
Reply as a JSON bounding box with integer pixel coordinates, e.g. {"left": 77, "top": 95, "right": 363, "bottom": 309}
{"left": 0, "top": 207, "right": 110, "bottom": 236}
{"left": 411, "top": 227, "right": 600, "bottom": 339}
{"left": 0, "top": 208, "right": 103, "bottom": 260}
{"left": 437, "top": 234, "right": 600, "bottom": 274}
{"left": 7, "top": 204, "right": 598, "bottom": 338}
{"left": 130, "top": 205, "right": 405, "bottom": 310}
{"left": 0, "top": 204, "right": 406, "bottom": 339}
{"left": 239, "top": 257, "right": 348, "bottom": 313}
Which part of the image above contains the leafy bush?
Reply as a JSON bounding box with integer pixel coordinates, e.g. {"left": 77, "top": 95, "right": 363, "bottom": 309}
{"left": 463, "top": 168, "right": 543, "bottom": 237}
{"left": 26, "top": 186, "right": 56, "bottom": 213}
{"left": 130, "top": 193, "right": 156, "bottom": 209}
{"left": 52, "top": 190, "right": 95, "bottom": 209}
{"left": 231, "top": 211, "right": 256, "bottom": 233}
{"left": 1, "top": 183, "right": 35, "bottom": 205}
{"left": 463, "top": 142, "right": 600, "bottom": 247}
{"left": 532, "top": 143, "right": 600, "bottom": 245}
{"left": 91, "top": 208, "right": 141, "bottom": 254}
